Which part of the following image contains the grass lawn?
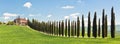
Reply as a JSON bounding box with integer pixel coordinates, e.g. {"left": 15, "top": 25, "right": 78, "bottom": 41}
{"left": 0, "top": 25, "right": 120, "bottom": 44}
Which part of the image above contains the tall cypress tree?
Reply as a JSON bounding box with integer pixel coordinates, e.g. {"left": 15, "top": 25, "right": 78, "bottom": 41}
{"left": 56, "top": 21, "right": 58, "bottom": 36}
{"left": 65, "top": 19, "right": 68, "bottom": 37}
{"left": 54, "top": 21, "right": 57, "bottom": 35}
{"left": 82, "top": 15, "right": 85, "bottom": 38}
{"left": 61, "top": 20, "right": 64, "bottom": 36}
{"left": 105, "top": 15, "right": 108, "bottom": 37}
{"left": 111, "top": 7, "right": 115, "bottom": 38}
{"left": 53, "top": 21, "right": 55, "bottom": 35}
{"left": 93, "top": 12, "right": 97, "bottom": 38}
{"left": 102, "top": 9, "right": 105, "bottom": 38}
{"left": 75, "top": 21, "right": 77, "bottom": 36}
{"left": 72, "top": 21, "right": 75, "bottom": 36}
{"left": 77, "top": 16, "right": 80, "bottom": 37}
{"left": 98, "top": 18, "right": 101, "bottom": 37}
{"left": 59, "top": 21, "right": 61, "bottom": 36}
{"left": 71, "top": 21, "right": 74, "bottom": 36}
{"left": 88, "top": 12, "right": 91, "bottom": 38}
{"left": 51, "top": 22, "right": 54, "bottom": 35}
{"left": 68, "top": 19, "right": 70, "bottom": 37}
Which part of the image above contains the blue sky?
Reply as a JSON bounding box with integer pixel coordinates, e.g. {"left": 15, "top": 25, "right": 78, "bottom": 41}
{"left": 0, "top": 0, "right": 120, "bottom": 25}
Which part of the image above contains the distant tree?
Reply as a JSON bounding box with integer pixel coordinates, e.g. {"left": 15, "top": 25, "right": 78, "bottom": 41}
{"left": 73, "top": 21, "right": 75, "bottom": 36}
{"left": 82, "top": 15, "right": 85, "bottom": 38}
{"left": 77, "top": 16, "right": 80, "bottom": 37}
{"left": 53, "top": 21, "right": 56, "bottom": 35}
{"left": 74, "top": 21, "right": 77, "bottom": 36}
{"left": 51, "top": 21, "right": 54, "bottom": 35}
{"left": 93, "top": 12, "right": 97, "bottom": 38}
{"left": 111, "top": 7, "right": 115, "bottom": 38}
{"left": 56, "top": 21, "right": 59, "bottom": 36}
{"left": 65, "top": 19, "right": 68, "bottom": 37}
{"left": 104, "top": 15, "right": 108, "bottom": 37}
{"left": 88, "top": 12, "right": 91, "bottom": 38}
{"left": 7, "top": 21, "right": 15, "bottom": 25}
{"left": 68, "top": 19, "right": 71, "bottom": 37}
{"left": 61, "top": 20, "right": 64, "bottom": 36}
{"left": 27, "top": 19, "right": 32, "bottom": 27}
{"left": 59, "top": 21, "right": 61, "bottom": 36}
{"left": 0, "top": 22, "right": 2, "bottom": 25}
{"left": 98, "top": 18, "right": 101, "bottom": 37}
{"left": 48, "top": 21, "right": 51, "bottom": 34}
{"left": 71, "top": 21, "right": 75, "bottom": 36}
{"left": 71, "top": 21, "right": 74, "bottom": 36}
{"left": 102, "top": 9, "right": 105, "bottom": 38}
{"left": 50, "top": 21, "right": 52, "bottom": 34}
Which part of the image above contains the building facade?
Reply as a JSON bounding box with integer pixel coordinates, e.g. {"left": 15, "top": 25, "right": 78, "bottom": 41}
{"left": 14, "top": 16, "right": 28, "bottom": 25}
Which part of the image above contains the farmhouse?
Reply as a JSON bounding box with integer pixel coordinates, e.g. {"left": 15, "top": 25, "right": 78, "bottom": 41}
{"left": 14, "top": 16, "right": 28, "bottom": 25}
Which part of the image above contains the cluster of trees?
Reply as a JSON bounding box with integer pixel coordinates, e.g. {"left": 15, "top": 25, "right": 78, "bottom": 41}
{"left": 7, "top": 21, "right": 15, "bottom": 25}
{"left": 28, "top": 7, "right": 115, "bottom": 38}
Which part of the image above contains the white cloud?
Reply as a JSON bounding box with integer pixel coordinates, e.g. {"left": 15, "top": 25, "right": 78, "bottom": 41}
{"left": 23, "top": 2, "right": 32, "bottom": 8}
{"left": 62, "top": 5, "right": 75, "bottom": 9}
{"left": 64, "top": 16, "right": 69, "bottom": 19}
{"left": 70, "top": 12, "right": 80, "bottom": 18}
{"left": 29, "top": 14, "right": 34, "bottom": 16}
{"left": 3, "top": 12, "right": 17, "bottom": 17}
{"left": 4, "top": 17, "right": 9, "bottom": 20}
{"left": 47, "top": 14, "right": 52, "bottom": 18}
{"left": 3, "top": 12, "right": 18, "bottom": 20}
{"left": 64, "top": 12, "right": 80, "bottom": 19}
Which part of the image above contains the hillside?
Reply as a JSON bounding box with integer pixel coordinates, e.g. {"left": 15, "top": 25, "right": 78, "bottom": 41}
{"left": 0, "top": 25, "right": 120, "bottom": 44}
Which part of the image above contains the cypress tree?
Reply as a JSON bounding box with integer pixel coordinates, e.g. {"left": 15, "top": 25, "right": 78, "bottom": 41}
{"left": 88, "top": 12, "right": 91, "bottom": 38}
{"left": 53, "top": 21, "right": 56, "bottom": 35}
{"left": 65, "top": 19, "right": 68, "bottom": 37}
{"left": 77, "top": 16, "right": 80, "bottom": 37}
{"left": 59, "top": 21, "right": 61, "bottom": 36}
{"left": 98, "top": 18, "right": 101, "bottom": 37}
{"left": 102, "top": 9, "right": 105, "bottom": 38}
{"left": 71, "top": 21, "right": 75, "bottom": 36}
{"left": 111, "top": 7, "right": 115, "bottom": 38}
{"left": 52, "top": 21, "right": 55, "bottom": 35}
{"left": 47, "top": 21, "right": 50, "bottom": 34}
{"left": 49, "top": 21, "right": 51, "bottom": 34}
{"left": 73, "top": 21, "right": 75, "bottom": 36}
{"left": 68, "top": 19, "right": 70, "bottom": 37}
{"left": 75, "top": 21, "right": 77, "bottom": 36}
{"left": 105, "top": 15, "right": 108, "bottom": 37}
{"left": 57, "top": 21, "right": 59, "bottom": 36}
{"left": 71, "top": 21, "right": 74, "bottom": 36}
{"left": 93, "top": 12, "right": 97, "bottom": 38}
{"left": 51, "top": 22, "right": 54, "bottom": 35}
{"left": 82, "top": 15, "right": 85, "bottom": 38}
{"left": 61, "top": 20, "right": 64, "bottom": 36}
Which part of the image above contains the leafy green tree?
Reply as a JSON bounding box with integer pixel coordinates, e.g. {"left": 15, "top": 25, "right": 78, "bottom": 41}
{"left": 7, "top": 21, "right": 15, "bottom": 25}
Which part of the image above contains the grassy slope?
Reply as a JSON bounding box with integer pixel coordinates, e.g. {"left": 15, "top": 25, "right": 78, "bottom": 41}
{"left": 0, "top": 25, "right": 120, "bottom": 44}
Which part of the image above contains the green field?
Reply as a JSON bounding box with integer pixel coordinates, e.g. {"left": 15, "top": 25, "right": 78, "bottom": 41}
{"left": 0, "top": 25, "right": 120, "bottom": 44}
